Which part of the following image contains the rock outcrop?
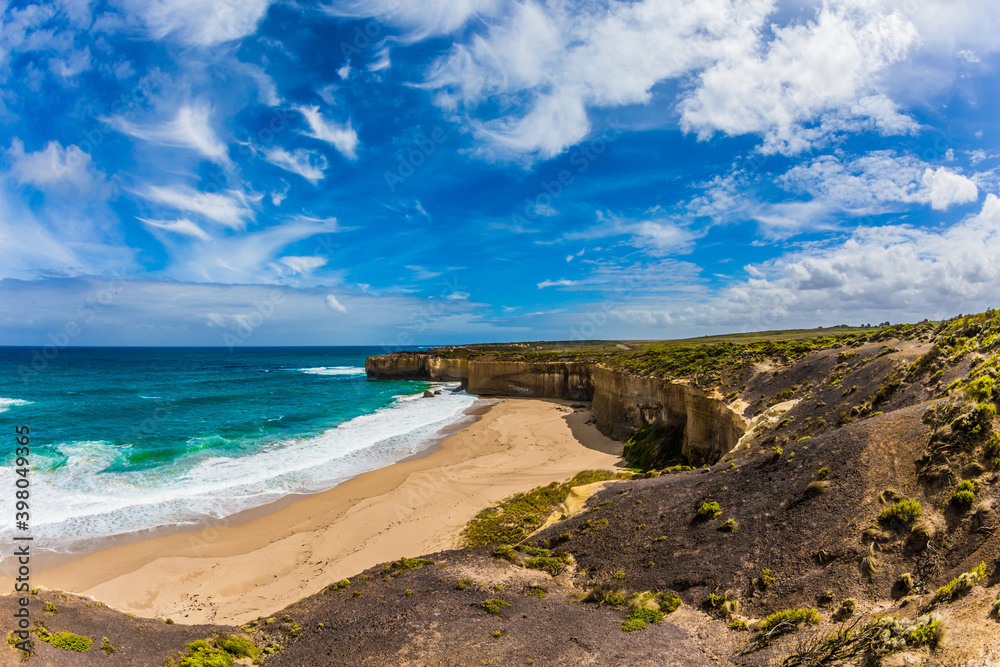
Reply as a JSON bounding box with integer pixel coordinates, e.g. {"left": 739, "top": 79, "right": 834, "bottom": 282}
{"left": 365, "top": 352, "right": 747, "bottom": 465}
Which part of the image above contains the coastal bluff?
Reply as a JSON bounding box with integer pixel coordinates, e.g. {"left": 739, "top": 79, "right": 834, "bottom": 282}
{"left": 365, "top": 350, "right": 746, "bottom": 466}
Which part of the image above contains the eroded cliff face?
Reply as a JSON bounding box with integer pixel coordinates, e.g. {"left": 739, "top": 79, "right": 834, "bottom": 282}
{"left": 366, "top": 352, "right": 747, "bottom": 465}
{"left": 591, "top": 366, "right": 747, "bottom": 466}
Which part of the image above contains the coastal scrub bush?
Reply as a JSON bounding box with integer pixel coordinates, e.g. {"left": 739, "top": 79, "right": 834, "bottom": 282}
{"left": 219, "top": 636, "right": 259, "bottom": 660}
{"left": 878, "top": 499, "right": 922, "bottom": 526}
{"left": 816, "top": 467, "right": 830, "bottom": 480}
{"left": 492, "top": 545, "right": 516, "bottom": 562}
{"left": 101, "top": 636, "right": 114, "bottom": 654}
{"left": 720, "top": 518, "right": 737, "bottom": 531}
{"left": 621, "top": 607, "right": 664, "bottom": 631}
{"left": 838, "top": 599, "right": 856, "bottom": 618}
{"left": 754, "top": 608, "right": 820, "bottom": 634}
{"left": 461, "top": 470, "right": 632, "bottom": 547}
{"left": 456, "top": 579, "right": 473, "bottom": 590}
{"left": 950, "top": 480, "right": 976, "bottom": 508}
{"left": 933, "top": 563, "right": 985, "bottom": 603}
{"left": 697, "top": 501, "right": 722, "bottom": 519}
{"left": 523, "top": 554, "right": 570, "bottom": 576}
{"left": 36, "top": 626, "right": 92, "bottom": 652}
{"left": 479, "top": 599, "right": 510, "bottom": 615}
{"left": 583, "top": 584, "right": 626, "bottom": 607}
{"left": 659, "top": 593, "right": 682, "bottom": 613}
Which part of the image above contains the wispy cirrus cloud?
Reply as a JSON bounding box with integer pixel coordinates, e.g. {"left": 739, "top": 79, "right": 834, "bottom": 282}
{"left": 118, "top": 0, "right": 275, "bottom": 46}
{"left": 107, "top": 103, "right": 231, "bottom": 165}
{"left": 262, "top": 146, "right": 328, "bottom": 184}
{"left": 136, "top": 184, "right": 260, "bottom": 229}
{"left": 295, "top": 105, "right": 358, "bottom": 160}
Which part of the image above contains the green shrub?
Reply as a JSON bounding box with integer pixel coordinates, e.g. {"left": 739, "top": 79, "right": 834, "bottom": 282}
{"left": 934, "top": 563, "right": 985, "bottom": 603}
{"left": 838, "top": 598, "right": 856, "bottom": 617}
{"left": 492, "top": 545, "right": 516, "bottom": 562}
{"left": 456, "top": 579, "right": 472, "bottom": 590}
{"left": 101, "top": 636, "right": 114, "bottom": 654}
{"left": 623, "top": 607, "right": 664, "bottom": 632}
{"left": 620, "top": 618, "right": 647, "bottom": 632}
{"left": 729, "top": 619, "right": 747, "bottom": 630}
{"left": 816, "top": 467, "right": 830, "bottom": 480}
{"left": 697, "top": 501, "right": 722, "bottom": 519}
{"left": 43, "top": 601, "right": 57, "bottom": 613}
{"left": 36, "top": 627, "right": 92, "bottom": 653}
{"left": 658, "top": 593, "right": 682, "bottom": 613}
{"left": 720, "top": 518, "right": 737, "bottom": 531}
{"left": 754, "top": 608, "right": 820, "bottom": 633}
{"left": 523, "top": 555, "right": 569, "bottom": 575}
{"left": 583, "top": 584, "right": 626, "bottom": 607}
{"left": 479, "top": 599, "right": 511, "bottom": 615}
{"left": 878, "top": 498, "right": 922, "bottom": 526}
{"left": 219, "top": 637, "right": 258, "bottom": 659}
{"left": 462, "top": 471, "right": 632, "bottom": 546}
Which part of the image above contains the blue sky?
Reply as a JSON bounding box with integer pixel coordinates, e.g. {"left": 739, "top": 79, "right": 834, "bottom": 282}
{"left": 1, "top": 0, "right": 999, "bottom": 347}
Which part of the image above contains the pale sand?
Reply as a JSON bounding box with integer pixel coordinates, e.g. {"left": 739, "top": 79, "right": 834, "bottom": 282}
{"left": 30, "top": 398, "right": 623, "bottom": 626}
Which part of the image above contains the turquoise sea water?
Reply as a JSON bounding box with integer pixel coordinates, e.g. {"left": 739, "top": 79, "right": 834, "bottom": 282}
{"left": 0, "top": 347, "right": 474, "bottom": 553}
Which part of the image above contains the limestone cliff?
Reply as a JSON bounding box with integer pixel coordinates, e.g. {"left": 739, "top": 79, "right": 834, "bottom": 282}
{"left": 365, "top": 351, "right": 746, "bottom": 465}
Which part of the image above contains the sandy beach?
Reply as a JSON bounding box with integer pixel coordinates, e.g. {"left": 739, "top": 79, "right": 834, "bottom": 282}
{"left": 28, "top": 398, "right": 623, "bottom": 625}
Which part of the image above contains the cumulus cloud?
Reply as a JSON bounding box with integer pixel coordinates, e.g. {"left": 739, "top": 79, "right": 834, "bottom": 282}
{"left": 136, "top": 184, "right": 260, "bottom": 229}
{"left": 422, "top": 0, "right": 773, "bottom": 160}
{"left": 7, "top": 138, "right": 106, "bottom": 191}
{"left": 120, "top": 0, "right": 274, "bottom": 46}
{"left": 694, "top": 192, "right": 1000, "bottom": 328}
{"left": 679, "top": 1, "right": 919, "bottom": 154}
{"left": 108, "top": 104, "right": 230, "bottom": 165}
{"left": 921, "top": 167, "right": 980, "bottom": 210}
{"left": 262, "top": 146, "right": 327, "bottom": 184}
{"left": 296, "top": 105, "right": 358, "bottom": 160}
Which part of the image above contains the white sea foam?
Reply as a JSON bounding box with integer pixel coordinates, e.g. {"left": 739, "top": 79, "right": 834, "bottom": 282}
{"left": 0, "top": 384, "right": 474, "bottom": 554}
{"left": 0, "top": 397, "right": 30, "bottom": 413}
{"left": 297, "top": 366, "right": 366, "bottom": 376}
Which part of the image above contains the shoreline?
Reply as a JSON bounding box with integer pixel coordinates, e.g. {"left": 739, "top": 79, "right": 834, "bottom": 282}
{"left": 21, "top": 398, "right": 623, "bottom": 625}
{"left": 14, "top": 394, "right": 497, "bottom": 575}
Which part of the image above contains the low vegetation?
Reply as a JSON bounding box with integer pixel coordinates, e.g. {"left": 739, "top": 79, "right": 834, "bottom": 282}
{"left": 462, "top": 470, "right": 633, "bottom": 547}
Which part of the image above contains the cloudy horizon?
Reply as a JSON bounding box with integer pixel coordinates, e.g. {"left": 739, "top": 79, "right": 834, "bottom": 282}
{"left": 1, "top": 0, "right": 998, "bottom": 347}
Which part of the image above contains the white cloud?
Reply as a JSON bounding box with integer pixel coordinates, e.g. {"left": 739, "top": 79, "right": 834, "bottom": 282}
{"left": 325, "top": 294, "right": 348, "bottom": 314}
{"left": 262, "top": 146, "right": 327, "bottom": 184}
{"left": 538, "top": 278, "right": 577, "bottom": 289}
{"left": 323, "top": 0, "right": 502, "bottom": 41}
{"left": 278, "top": 256, "right": 327, "bottom": 275}
{"left": 7, "top": 138, "right": 105, "bottom": 191}
{"left": 139, "top": 217, "right": 212, "bottom": 241}
{"left": 680, "top": 1, "right": 919, "bottom": 154}
{"left": 921, "top": 167, "right": 980, "bottom": 210}
{"left": 780, "top": 152, "right": 979, "bottom": 213}
{"left": 137, "top": 184, "right": 259, "bottom": 229}
{"left": 423, "top": 0, "right": 774, "bottom": 160}
{"left": 405, "top": 265, "right": 443, "bottom": 280}
{"left": 691, "top": 192, "right": 1000, "bottom": 329}
{"left": 152, "top": 216, "right": 340, "bottom": 283}
{"left": 108, "top": 103, "right": 230, "bottom": 165}
{"left": 295, "top": 105, "right": 358, "bottom": 160}
{"left": 119, "top": 0, "right": 274, "bottom": 46}
{"left": 565, "top": 211, "right": 699, "bottom": 254}
{"left": 957, "top": 49, "right": 981, "bottom": 63}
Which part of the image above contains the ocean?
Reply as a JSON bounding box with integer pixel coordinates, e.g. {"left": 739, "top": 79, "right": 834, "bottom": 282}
{"left": 0, "top": 347, "right": 474, "bottom": 554}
